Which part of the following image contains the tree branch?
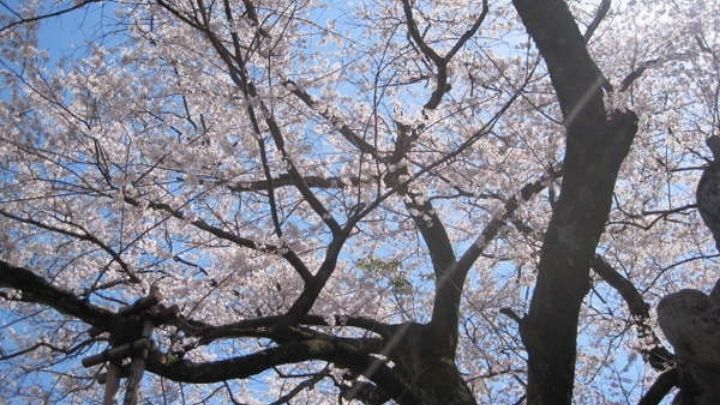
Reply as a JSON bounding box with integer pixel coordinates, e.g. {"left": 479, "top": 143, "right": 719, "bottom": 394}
{"left": 429, "top": 170, "right": 556, "bottom": 350}
{"left": 145, "top": 339, "right": 419, "bottom": 404}
{"left": 0, "top": 259, "right": 115, "bottom": 328}
{"left": 583, "top": 0, "right": 611, "bottom": 43}
{"left": 591, "top": 255, "right": 673, "bottom": 370}
{"left": 283, "top": 79, "right": 381, "bottom": 159}
{"left": 123, "top": 196, "right": 314, "bottom": 284}
{"left": 400, "top": 0, "right": 488, "bottom": 111}
{"left": 0, "top": 0, "right": 102, "bottom": 34}
{"left": 225, "top": 173, "right": 371, "bottom": 192}
{"left": 637, "top": 368, "right": 678, "bottom": 405}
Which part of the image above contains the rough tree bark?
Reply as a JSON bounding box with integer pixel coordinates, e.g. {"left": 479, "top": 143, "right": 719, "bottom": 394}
{"left": 512, "top": 1, "right": 638, "bottom": 404}
{"left": 657, "top": 286, "right": 720, "bottom": 405}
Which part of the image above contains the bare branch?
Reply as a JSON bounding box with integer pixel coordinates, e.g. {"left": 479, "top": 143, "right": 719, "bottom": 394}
{"left": 591, "top": 255, "right": 673, "bottom": 370}
{"left": 400, "top": 0, "right": 489, "bottom": 110}
{"left": 446, "top": 0, "right": 489, "bottom": 62}
{"left": 268, "top": 372, "right": 327, "bottom": 405}
{"left": 583, "top": 0, "right": 611, "bottom": 43}
{"left": 0, "top": 0, "right": 102, "bottom": 34}
{"left": 637, "top": 368, "right": 678, "bottom": 405}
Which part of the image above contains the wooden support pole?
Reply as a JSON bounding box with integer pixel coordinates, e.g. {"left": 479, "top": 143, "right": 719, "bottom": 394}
{"left": 97, "top": 366, "right": 130, "bottom": 384}
{"left": 85, "top": 287, "right": 162, "bottom": 405}
{"left": 82, "top": 338, "right": 151, "bottom": 368}
{"left": 123, "top": 320, "right": 154, "bottom": 405}
{"left": 103, "top": 362, "right": 121, "bottom": 405}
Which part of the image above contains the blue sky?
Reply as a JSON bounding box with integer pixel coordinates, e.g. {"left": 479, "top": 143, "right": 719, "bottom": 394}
{"left": 35, "top": 1, "right": 119, "bottom": 68}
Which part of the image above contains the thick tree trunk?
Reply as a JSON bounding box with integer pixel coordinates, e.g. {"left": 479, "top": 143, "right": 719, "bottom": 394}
{"left": 520, "top": 113, "right": 636, "bottom": 405}
{"left": 390, "top": 323, "right": 476, "bottom": 405}
{"left": 511, "top": 1, "right": 639, "bottom": 404}
{"left": 657, "top": 287, "right": 720, "bottom": 405}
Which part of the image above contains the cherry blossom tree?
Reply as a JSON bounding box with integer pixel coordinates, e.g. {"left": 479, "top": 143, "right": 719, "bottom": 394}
{"left": 1, "top": 0, "right": 719, "bottom": 404}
